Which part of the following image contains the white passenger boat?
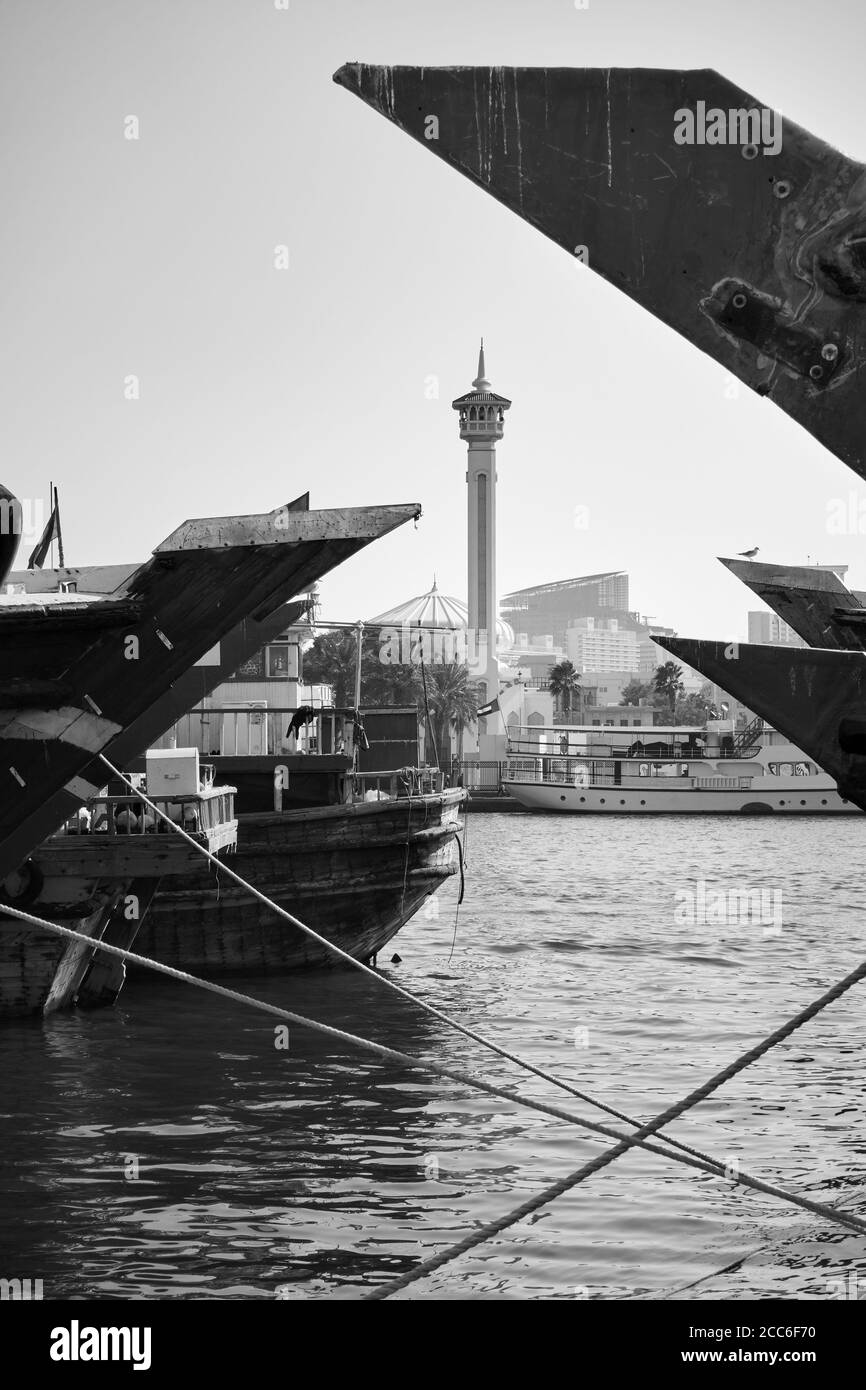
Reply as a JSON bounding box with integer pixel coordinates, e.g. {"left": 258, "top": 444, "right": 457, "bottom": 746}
{"left": 503, "top": 719, "right": 861, "bottom": 815}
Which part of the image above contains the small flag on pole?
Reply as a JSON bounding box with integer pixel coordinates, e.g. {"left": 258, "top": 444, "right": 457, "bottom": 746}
{"left": 476, "top": 696, "right": 500, "bottom": 720}
{"left": 28, "top": 487, "right": 62, "bottom": 569}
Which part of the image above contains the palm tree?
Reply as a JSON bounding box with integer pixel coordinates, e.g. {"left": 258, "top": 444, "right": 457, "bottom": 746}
{"left": 619, "top": 678, "right": 653, "bottom": 707}
{"left": 653, "top": 661, "right": 684, "bottom": 717}
{"left": 415, "top": 662, "right": 479, "bottom": 768}
{"left": 675, "top": 683, "right": 717, "bottom": 725}
{"left": 301, "top": 629, "right": 358, "bottom": 706}
{"left": 548, "top": 659, "right": 581, "bottom": 720}
{"left": 302, "top": 629, "right": 417, "bottom": 707}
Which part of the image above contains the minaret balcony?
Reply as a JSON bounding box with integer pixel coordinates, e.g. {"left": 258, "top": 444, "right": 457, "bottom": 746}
{"left": 460, "top": 420, "right": 505, "bottom": 440}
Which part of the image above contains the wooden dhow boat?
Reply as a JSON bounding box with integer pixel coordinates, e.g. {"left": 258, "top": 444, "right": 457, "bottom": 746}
{"left": 0, "top": 760, "right": 237, "bottom": 1019}
{"left": 134, "top": 774, "right": 465, "bottom": 980}
{"left": 0, "top": 494, "right": 419, "bottom": 882}
{"left": 4, "top": 545, "right": 464, "bottom": 1005}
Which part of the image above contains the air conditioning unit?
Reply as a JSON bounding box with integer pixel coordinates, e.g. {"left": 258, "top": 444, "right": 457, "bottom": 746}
{"left": 146, "top": 747, "right": 200, "bottom": 797}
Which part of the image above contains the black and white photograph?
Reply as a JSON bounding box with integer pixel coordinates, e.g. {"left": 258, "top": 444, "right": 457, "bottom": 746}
{"left": 2, "top": 0, "right": 865, "bottom": 1357}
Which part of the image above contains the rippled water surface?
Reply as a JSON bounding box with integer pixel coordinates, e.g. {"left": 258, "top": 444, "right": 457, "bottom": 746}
{"left": 2, "top": 812, "right": 866, "bottom": 1300}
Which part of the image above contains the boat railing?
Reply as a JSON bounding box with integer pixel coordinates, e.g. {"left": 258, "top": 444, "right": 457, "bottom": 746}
{"left": 453, "top": 760, "right": 508, "bottom": 792}
{"left": 696, "top": 775, "right": 755, "bottom": 790}
{"left": 56, "top": 786, "right": 237, "bottom": 838}
{"left": 502, "top": 762, "right": 755, "bottom": 791}
{"left": 506, "top": 736, "right": 761, "bottom": 760}
{"left": 172, "top": 705, "right": 357, "bottom": 759}
{"left": 351, "top": 768, "right": 447, "bottom": 800}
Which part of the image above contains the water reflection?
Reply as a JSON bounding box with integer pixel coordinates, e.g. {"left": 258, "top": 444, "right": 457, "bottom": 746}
{"left": 1, "top": 814, "right": 865, "bottom": 1299}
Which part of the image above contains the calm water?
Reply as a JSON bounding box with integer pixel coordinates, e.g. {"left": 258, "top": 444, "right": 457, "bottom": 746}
{"left": 2, "top": 812, "right": 866, "bottom": 1301}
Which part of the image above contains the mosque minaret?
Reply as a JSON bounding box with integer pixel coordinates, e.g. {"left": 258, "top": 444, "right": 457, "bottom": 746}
{"left": 451, "top": 341, "right": 511, "bottom": 726}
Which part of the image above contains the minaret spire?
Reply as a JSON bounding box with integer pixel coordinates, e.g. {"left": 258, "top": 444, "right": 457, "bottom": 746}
{"left": 473, "top": 338, "right": 490, "bottom": 391}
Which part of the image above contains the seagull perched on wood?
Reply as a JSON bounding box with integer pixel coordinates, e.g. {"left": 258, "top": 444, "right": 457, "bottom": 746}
{"left": 738, "top": 546, "right": 760, "bottom": 559}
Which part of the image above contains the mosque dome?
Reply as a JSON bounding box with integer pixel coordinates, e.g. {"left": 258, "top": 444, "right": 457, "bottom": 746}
{"left": 368, "top": 578, "right": 515, "bottom": 648}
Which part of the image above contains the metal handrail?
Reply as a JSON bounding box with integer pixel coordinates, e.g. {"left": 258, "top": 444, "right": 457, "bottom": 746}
{"left": 176, "top": 706, "right": 355, "bottom": 759}
{"left": 502, "top": 767, "right": 754, "bottom": 791}
{"left": 351, "top": 767, "right": 446, "bottom": 799}
{"left": 57, "top": 787, "right": 237, "bottom": 838}
{"left": 506, "top": 738, "right": 761, "bottom": 760}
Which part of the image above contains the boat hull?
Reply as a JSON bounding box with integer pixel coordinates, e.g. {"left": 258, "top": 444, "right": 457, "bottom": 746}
{"left": 134, "top": 790, "right": 466, "bottom": 975}
{"left": 505, "top": 779, "right": 859, "bottom": 815}
{"left": 0, "top": 901, "right": 115, "bottom": 1018}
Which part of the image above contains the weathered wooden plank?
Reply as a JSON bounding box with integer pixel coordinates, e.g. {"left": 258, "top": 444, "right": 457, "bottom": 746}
{"left": 157, "top": 503, "right": 421, "bottom": 552}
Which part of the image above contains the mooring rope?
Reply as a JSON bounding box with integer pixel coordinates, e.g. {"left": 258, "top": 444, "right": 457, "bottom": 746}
{"left": 7, "top": 901, "right": 866, "bottom": 1265}
{"left": 95, "top": 756, "right": 759, "bottom": 1184}
{"left": 362, "top": 953, "right": 866, "bottom": 1299}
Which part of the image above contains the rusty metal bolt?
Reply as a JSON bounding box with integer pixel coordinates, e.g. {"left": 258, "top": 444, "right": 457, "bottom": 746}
{"left": 809, "top": 364, "right": 824, "bottom": 381}
{"left": 773, "top": 180, "right": 792, "bottom": 199}
{"left": 742, "top": 143, "right": 759, "bottom": 160}
{"left": 821, "top": 343, "right": 839, "bottom": 362}
{"left": 732, "top": 292, "right": 748, "bottom": 310}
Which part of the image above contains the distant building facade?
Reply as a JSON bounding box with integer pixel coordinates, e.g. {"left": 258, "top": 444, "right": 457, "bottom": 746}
{"left": 501, "top": 571, "right": 631, "bottom": 650}
{"left": 579, "top": 670, "right": 635, "bottom": 706}
{"left": 566, "top": 617, "right": 640, "bottom": 673}
{"left": 747, "top": 612, "right": 807, "bottom": 647}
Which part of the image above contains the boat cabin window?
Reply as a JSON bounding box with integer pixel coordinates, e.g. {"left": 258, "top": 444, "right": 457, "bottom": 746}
{"left": 638, "top": 762, "right": 689, "bottom": 777}
{"left": 768, "top": 761, "right": 813, "bottom": 777}
{"left": 266, "top": 644, "right": 291, "bottom": 678}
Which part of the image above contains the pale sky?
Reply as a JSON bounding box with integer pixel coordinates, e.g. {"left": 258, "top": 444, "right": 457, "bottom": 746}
{"left": 3, "top": 0, "right": 866, "bottom": 643}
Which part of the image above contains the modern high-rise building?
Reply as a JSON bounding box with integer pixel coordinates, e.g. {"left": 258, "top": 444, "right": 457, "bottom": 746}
{"left": 452, "top": 341, "right": 511, "bottom": 716}
{"left": 566, "top": 616, "right": 640, "bottom": 673}
{"left": 747, "top": 612, "right": 807, "bottom": 647}
{"left": 501, "top": 571, "right": 631, "bottom": 650}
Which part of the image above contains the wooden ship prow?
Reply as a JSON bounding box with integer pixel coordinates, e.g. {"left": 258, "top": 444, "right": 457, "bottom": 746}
{"left": 0, "top": 494, "right": 421, "bottom": 882}
{"left": 334, "top": 63, "right": 866, "bottom": 480}
{"left": 658, "top": 634, "right": 866, "bottom": 812}
{"left": 719, "top": 556, "right": 866, "bottom": 650}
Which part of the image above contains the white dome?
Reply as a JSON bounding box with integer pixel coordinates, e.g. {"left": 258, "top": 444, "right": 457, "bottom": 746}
{"left": 369, "top": 579, "right": 514, "bottom": 646}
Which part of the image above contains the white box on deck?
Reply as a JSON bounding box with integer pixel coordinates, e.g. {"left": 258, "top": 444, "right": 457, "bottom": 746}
{"left": 146, "top": 748, "right": 200, "bottom": 797}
